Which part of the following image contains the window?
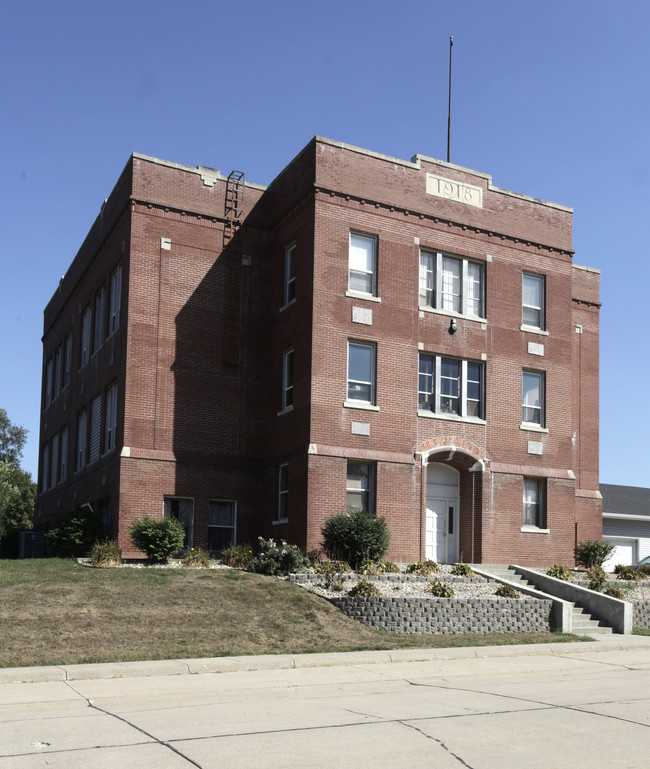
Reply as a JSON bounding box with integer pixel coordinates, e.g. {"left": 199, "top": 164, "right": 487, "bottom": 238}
{"left": 419, "top": 250, "right": 484, "bottom": 318}
{"left": 108, "top": 265, "right": 122, "bottom": 335}
{"left": 104, "top": 383, "right": 117, "bottom": 452}
{"left": 80, "top": 307, "right": 91, "bottom": 367}
{"left": 347, "top": 341, "right": 376, "bottom": 405}
{"left": 77, "top": 409, "right": 88, "bottom": 470}
{"left": 88, "top": 395, "right": 102, "bottom": 464}
{"left": 281, "top": 350, "right": 294, "bottom": 410}
{"left": 63, "top": 333, "right": 72, "bottom": 388}
{"left": 50, "top": 433, "right": 59, "bottom": 489}
{"left": 283, "top": 244, "right": 296, "bottom": 305}
{"left": 54, "top": 346, "right": 63, "bottom": 399}
{"left": 44, "top": 359, "right": 53, "bottom": 408}
{"left": 278, "top": 464, "right": 289, "bottom": 520}
{"left": 93, "top": 287, "right": 105, "bottom": 353}
{"left": 346, "top": 462, "right": 375, "bottom": 513}
{"left": 348, "top": 232, "right": 377, "bottom": 296}
{"left": 164, "top": 497, "right": 193, "bottom": 548}
{"left": 522, "top": 371, "right": 544, "bottom": 426}
{"left": 41, "top": 443, "right": 49, "bottom": 492}
{"left": 418, "top": 354, "right": 484, "bottom": 419}
{"left": 522, "top": 273, "right": 545, "bottom": 329}
{"left": 208, "top": 501, "right": 236, "bottom": 551}
{"left": 523, "top": 478, "right": 545, "bottom": 528}
{"left": 60, "top": 427, "right": 69, "bottom": 482}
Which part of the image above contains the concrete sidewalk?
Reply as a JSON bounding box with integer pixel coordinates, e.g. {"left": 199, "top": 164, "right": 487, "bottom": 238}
{"left": 2, "top": 633, "right": 650, "bottom": 685}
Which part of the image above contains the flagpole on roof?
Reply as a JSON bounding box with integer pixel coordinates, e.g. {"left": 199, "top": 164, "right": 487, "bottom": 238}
{"left": 447, "top": 35, "right": 453, "bottom": 163}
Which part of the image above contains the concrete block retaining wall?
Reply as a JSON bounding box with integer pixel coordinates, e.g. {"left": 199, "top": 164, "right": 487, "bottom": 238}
{"left": 329, "top": 597, "right": 554, "bottom": 634}
{"left": 632, "top": 603, "right": 650, "bottom": 629}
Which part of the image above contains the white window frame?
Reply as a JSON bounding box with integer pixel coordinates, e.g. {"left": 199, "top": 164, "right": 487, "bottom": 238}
{"left": 108, "top": 265, "right": 122, "bottom": 335}
{"left": 283, "top": 243, "right": 296, "bottom": 306}
{"left": 41, "top": 442, "right": 50, "bottom": 492}
{"left": 80, "top": 306, "right": 91, "bottom": 367}
{"left": 522, "top": 370, "right": 545, "bottom": 427}
{"left": 418, "top": 353, "right": 484, "bottom": 419}
{"left": 104, "top": 383, "right": 118, "bottom": 453}
{"left": 522, "top": 272, "right": 545, "bottom": 330}
{"left": 93, "top": 287, "right": 105, "bottom": 353}
{"left": 347, "top": 341, "right": 376, "bottom": 405}
{"left": 348, "top": 232, "right": 377, "bottom": 297}
{"left": 88, "top": 394, "right": 102, "bottom": 464}
{"left": 63, "top": 333, "right": 73, "bottom": 388}
{"left": 277, "top": 464, "right": 289, "bottom": 521}
{"left": 208, "top": 500, "right": 237, "bottom": 550}
{"left": 60, "top": 426, "right": 69, "bottom": 482}
{"left": 419, "top": 249, "right": 485, "bottom": 319}
{"left": 49, "top": 432, "right": 59, "bottom": 489}
{"left": 163, "top": 497, "right": 194, "bottom": 548}
{"left": 77, "top": 409, "right": 87, "bottom": 470}
{"left": 44, "top": 359, "right": 53, "bottom": 408}
{"left": 281, "top": 349, "right": 294, "bottom": 411}
{"left": 54, "top": 346, "right": 63, "bottom": 399}
{"left": 346, "top": 461, "right": 376, "bottom": 514}
{"left": 523, "top": 478, "right": 545, "bottom": 528}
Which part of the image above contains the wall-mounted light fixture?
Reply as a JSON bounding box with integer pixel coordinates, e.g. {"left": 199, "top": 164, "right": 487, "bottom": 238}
{"left": 449, "top": 318, "right": 458, "bottom": 334}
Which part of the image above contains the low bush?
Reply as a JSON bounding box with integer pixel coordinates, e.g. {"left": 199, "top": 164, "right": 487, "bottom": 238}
{"left": 638, "top": 565, "right": 650, "bottom": 578}
{"left": 313, "top": 560, "right": 352, "bottom": 575}
{"left": 427, "top": 581, "right": 454, "bottom": 598}
{"left": 615, "top": 565, "right": 641, "bottom": 581}
{"left": 220, "top": 544, "right": 253, "bottom": 569}
{"left": 495, "top": 583, "right": 519, "bottom": 599}
{"left": 603, "top": 585, "right": 625, "bottom": 600}
{"left": 247, "top": 537, "right": 309, "bottom": 576}
{"left": 348, "top": 578, "right": 382, "bottom": 597}
{"left": 586, "top": 565, "right": 607, "bottom": 591}
{"left": 405, "top": 560, "right": 440, "bottom": 576}
{"left": 129, "top": 516, "right": 185, "bottom": 563}
{"left": 324, "top": 574, "right": 346, "bottom": 592}
{"left": 321, "top": 510, "right": 390, "bottom": 570}
{"left": 358, "top": 559, "right": 400, "bottom": 575}
{"left": 546, "top": 564, "right": 572, "bottom": 581}
{"left": 90, "top": 540, "right": 122, "bottom": 567}
{"left": 182, "top": 547, "right": 211, "bottom": 568}
{"left": 574, "top": 540, "right": 614, "bottom": 569}
{"left": 451, "top": 563, "right": 474, "bottom": 577}
{"left": 45, "top": 507, "right": 106, "bottom": 558}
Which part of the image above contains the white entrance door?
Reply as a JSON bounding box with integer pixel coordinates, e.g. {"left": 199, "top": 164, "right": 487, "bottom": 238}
{"left": 425, "top": 463, "right": 459, "bottom": 564}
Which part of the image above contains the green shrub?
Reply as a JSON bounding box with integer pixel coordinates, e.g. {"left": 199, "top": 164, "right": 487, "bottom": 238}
{"left": 313, "top": 560, "right": 352, "bottom": 575}
{"left": 45, "top": 506, "right": 106, "bottom": 558}
{"left": 547, "top": 564, "right": 572, "bottom": 581}
{"left": 427, "top": 581, "right": 454, "bottom": 598}
{"left": 358, "top": 559, "right": 400, "bottom": 575}
{"left": 380, "top": 560, "right": 400, "bottom": 574}
{"left": 324, "top": 574, "right": 346, "bottom": 592}
{"left": 451, "top": 563, "right": 474, "bottom": 577}
{"left": 348, "top": 578, "right": 382, "bottom": 597}
{"left": 604, "top": 585, "right": 625, "bottom": 599}
{"left": 182, "top": 547, "right": 211, "bottom": 568}
{"left": 220, "top": 544, "right": 253, "bottom": 569}
{"left": 495, "top": 583, "right": 519, "bottom": 598}
{"left": 129, "top": 516, "right": 185, "bottom": 563}
{"left": 405, "top": 560, "right": 440, "bottom": 576}
{"left": 247, "top": 537, "right": 309, "bottom": 576}
{"left": 574, "top": 540, "right": 614, "bottom": 569}
{"left": 615, "top": 565, "right": 641, "bottom": 581}
{"left": 587, "top": 565, "right": 607, "bottom": 591}
{"left": 321, "top": 510, "right": 390, "bottom": 570}
{"left": 306, "top": 548, "right": 323, "bottom": 567}
{"left": 89, "top": 540, "right": 122, "bottom": 567}
{"left": 638, "top": 565, "right": 650, "bottom": 578}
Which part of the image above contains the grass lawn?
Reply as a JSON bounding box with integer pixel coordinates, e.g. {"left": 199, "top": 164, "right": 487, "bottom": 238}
{"left": 0, "top": 559, "right": 583, "bottom": 668}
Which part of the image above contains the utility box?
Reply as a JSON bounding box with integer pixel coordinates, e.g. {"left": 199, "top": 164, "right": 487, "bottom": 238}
{"left": 19, "top": 531, "right": 44, "bottom": 558}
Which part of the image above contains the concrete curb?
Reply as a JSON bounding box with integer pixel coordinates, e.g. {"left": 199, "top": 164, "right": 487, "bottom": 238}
{"left": 2, "top": 635, "right": 649, "bottom": 684}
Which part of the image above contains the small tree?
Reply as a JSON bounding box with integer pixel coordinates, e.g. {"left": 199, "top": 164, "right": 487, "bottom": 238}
{"left": 129, "top": 516, "right": 185, "bottom": 563}
{"left": 0, "top": 409, "right": 35, "bottom": 556}
{"left": 321, "top": 510, "right": 390, "bottom": 570}
{"left": 574, "top": 540, "right": 614, "bottom": 570}
{"left": 45, "top": 506, "right": 106, "bottom": 558}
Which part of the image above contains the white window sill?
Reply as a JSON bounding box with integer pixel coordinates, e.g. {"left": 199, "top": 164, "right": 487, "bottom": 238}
{"left": 280, "top": 299, "right": 296, "bottom": 313}
{"left": 277, "top": 405, "right": 294, "bottom": 417}
{"left": 344, "top": 401, "right": 379, "bottom": 412}
{"left": 520, "top": 525, "right": 550, "bottom": 534}
{"left": 419, "top": 306, "right": 487, "bottom": 324}
{"left": 272, "top": 518, "right": 289, "bottom": 526}
{"left": 520, "top": 325, "right": 549, "bottom": 336}
{"left": 345, "top": 290, "right": 381, "bottom": 303}
{"left": 520, "top": 423, "right": 548, "bottom": 434}
{"left": 418, "top": 410, "right": 486, "bottom": 425}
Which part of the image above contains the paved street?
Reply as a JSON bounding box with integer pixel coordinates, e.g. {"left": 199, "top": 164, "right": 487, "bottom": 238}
{"left": 2, "top": 639, "right": 650, "bottom": 768}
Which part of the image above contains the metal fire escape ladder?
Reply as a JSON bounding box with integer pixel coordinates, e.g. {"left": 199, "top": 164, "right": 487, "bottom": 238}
{"left": 223, "top": 170, "right": 245, "bottom": 246}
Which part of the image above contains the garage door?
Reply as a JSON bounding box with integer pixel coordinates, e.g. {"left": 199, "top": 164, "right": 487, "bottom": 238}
{"left": 603, "top": 538, "right": 636, "bottom": 571}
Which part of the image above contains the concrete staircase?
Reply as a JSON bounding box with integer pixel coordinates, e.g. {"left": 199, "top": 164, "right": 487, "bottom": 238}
{"left": 477, "top": 565, "right": 613, "bottom": 635}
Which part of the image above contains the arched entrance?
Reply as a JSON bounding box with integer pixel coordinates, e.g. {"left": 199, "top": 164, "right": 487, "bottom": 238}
{"left": 426, "top": 463, "right": 460, "bottom": 563}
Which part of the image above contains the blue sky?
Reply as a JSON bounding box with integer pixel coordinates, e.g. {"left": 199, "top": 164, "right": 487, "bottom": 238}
{"left": 1, "top": 0, "right": 648, "bottom": 485}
